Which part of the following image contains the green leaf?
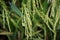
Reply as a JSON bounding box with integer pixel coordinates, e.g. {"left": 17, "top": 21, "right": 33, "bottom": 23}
{"left": 9, "top": 2, "right": 23, "bottom": 17}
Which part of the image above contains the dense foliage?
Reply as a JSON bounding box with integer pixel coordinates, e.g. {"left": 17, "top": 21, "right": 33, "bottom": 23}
{"left": 0, "top": 0, "right": 60, "bottom": 40}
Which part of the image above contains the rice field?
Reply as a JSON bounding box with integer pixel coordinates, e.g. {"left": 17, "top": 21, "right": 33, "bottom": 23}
{"left": 0, "top": 0, "right": 60, "bottom": 40}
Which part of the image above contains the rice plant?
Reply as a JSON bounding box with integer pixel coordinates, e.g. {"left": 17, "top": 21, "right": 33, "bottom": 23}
{"left": 0, "top": 0, "right": 60, "bottom": 40}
